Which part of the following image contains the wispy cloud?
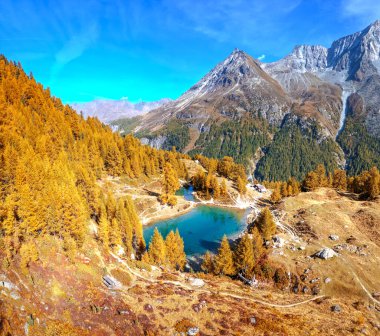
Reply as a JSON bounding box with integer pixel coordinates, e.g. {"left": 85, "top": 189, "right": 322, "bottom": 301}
{"left": 342, "top": 0, "right": 380, "bottom": 23}
{"left": 257, "top": 54, "right": 266, "bottom": 61}
{"left": 50, "top": 23, "right": 98, "bottom": 83}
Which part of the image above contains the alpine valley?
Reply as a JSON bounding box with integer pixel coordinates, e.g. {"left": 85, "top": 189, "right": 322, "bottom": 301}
{"left": 1, "top": 10, "right": 380, "bottom": 336}
{"left": 111, "top": 20, "right": 380, "bottom": 181}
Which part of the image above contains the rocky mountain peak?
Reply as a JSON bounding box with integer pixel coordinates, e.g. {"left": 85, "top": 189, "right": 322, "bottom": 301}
{"left": 264, "top": 44, "right": 328, "bottom": 73}
{"left": 141, "top": 47, "right": 290, "bottom": 130}
{"left": 368, "top": 19, "right": 380, "bottom": 30}
{"left": 185, "top": 48, "right": 266, "bottom": 97}
{"left": 327, "top": 19, "right": 380, "bottom": 80}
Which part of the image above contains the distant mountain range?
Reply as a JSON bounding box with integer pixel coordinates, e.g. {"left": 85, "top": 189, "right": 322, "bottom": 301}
{"left": 70, "top": 98, "right": 170, "bottom": 123}
{"left": 103, "top": 21, "right": 380, "bottom": 180}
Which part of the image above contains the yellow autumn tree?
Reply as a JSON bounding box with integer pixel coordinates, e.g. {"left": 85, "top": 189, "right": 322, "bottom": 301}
{"left": 369, "top": 167, "right": 380, "bottom": 199}
{"left": 234, "top": 233, "right": 255, "bottom": 277}
{"left": 148, "top": 228, "right": 166, "bottom": 265}
{"left": 201, "top": 251, "right": 214, "bottom": 274}
{"left": 270, "top": 185, "right": 282, "bottom": 203}
{"left": 332, "top": 169, "right": 347, "bottom": 191}
{"left": 165, "top": 230, "right": 186, "bottom": 270}
{"left": 220, "top": 178, "right": 227, "bottom": 196}
{"left": 98, "top": 207, "right": 110, "bottom": 249}
{"left": 250, "top": 227, "right": 265, "bottom": 262}
{"left": 256, "top": 207, "right": 276, "bottom": 241}
{"left": 236, "top": 176, "right": 247, "bottom": 194}
{"left": 214, "top": 235, "right": 235, "bottom": 276}
{"left": 160, "top": 162, "right": 180, "bottom": 204}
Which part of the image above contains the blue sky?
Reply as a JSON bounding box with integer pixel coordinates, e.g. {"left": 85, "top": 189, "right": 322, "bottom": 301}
{"left": 1, "top": 0, "right": 379, "bottom": 103}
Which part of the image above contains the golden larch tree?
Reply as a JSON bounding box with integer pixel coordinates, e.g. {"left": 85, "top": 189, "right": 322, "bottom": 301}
{"left": 201, "top": 251, "right": 214, "bottom": 274}
{"left": 332, "top": 169, "right": 347, "bottom": 191}
{"left": 234, "top": 233, "right": 255, "bottom": 277}
{"left": 214, "top": 235, "right": 235, "bottom": 276}
{"left": 148, "top": 228, "right": 166, "bottom": 265}
{"left": 256, "top": 207, "right": 276, "bottom": 241}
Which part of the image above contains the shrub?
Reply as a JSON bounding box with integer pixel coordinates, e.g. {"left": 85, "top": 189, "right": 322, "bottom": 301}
{"left": 175, "top": 318, "right": 195, "bottom": 333}
{"left": 167, "top": 195, "right": 178, "bottom": 206}
{"left": 273, "top": 268, "right": 289, "bottom": 288}
{"left": 132, "top": 260, "right": 152, "bottom": 272}
{"left": 111, "top": 268, "right": 132, "bottom": 286}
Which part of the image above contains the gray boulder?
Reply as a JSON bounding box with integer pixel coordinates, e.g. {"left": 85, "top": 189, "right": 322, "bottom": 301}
{"left": 102, "top": 275, "right": 121, "bottom": 289}
{"left": 314, "top": 247, "right": 337, "bottom": 259}
{"left": 331, "top": 305, "right": 341, "bottom": 313}
{"left": 187, "top": 327, "right": 199, "bottom": 335}
{"left": 188, "top": 278, "right": 205, "bottom": 287}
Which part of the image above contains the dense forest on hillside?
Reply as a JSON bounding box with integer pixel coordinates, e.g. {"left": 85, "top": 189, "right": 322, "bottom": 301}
{"left": 110, "top": 111, "right": 380, "bottom": 182}
{"left": 0, "top": 56, "right": 189, "bottom": 269}
{"left": 256, "top": 121, "right": 343, "bottom": 181}
{"left": 138, "top": 120, "right": 191, "bottom": 152}
{"left": 188, "top": 119, "right": 272, "bottom": 165}
{"left": 337, "top": 116, "right": 380, "bottom": 176}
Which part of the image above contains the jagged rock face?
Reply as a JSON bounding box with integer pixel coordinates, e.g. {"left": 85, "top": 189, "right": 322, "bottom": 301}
{"left": 140, "top": 135, "right": 167, "bottom": 149}
{"left": 262, "top": 20, "right": 380, "bottom": 140}
{"left": 356, "top": 75, "right": 380, "bottom": 137}
{"left": 292, "top": 82, "right": 343, "bottom": 136}
{"left": 343, "top": 75, "right": 380, "bottom": 138}
{"left": 265, "top": 45, "right": 328, "bottom": 74}
{"left": 327, "top": 20, "right": 380, "bottom": 80}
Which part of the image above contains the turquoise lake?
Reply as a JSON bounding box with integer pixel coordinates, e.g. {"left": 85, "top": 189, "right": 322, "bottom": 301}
{"left": 143, "top": 187, "right": 246, "bottom": 256}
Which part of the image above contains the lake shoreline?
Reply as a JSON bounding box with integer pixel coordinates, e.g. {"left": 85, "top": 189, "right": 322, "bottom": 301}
{"left": 143, "top": 189, "right": 255, "bottom": 227}
{"left": 143, "top": 186, "right": 260, "bottom": 256}
{"left": 142, "top": 200, "right": 197, "bottom": 226}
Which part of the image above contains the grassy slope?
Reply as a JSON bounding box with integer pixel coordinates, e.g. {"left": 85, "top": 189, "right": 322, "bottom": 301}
{"left": 1, "top": 188, "right": 379, "bottom": 335}
{"left": 281, "top": 188, "right": 380, "bottom": 312}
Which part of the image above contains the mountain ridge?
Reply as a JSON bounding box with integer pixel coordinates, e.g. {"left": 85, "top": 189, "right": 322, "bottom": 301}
{"left": 116, "top": 20, "right": 380, "bottom": 180}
